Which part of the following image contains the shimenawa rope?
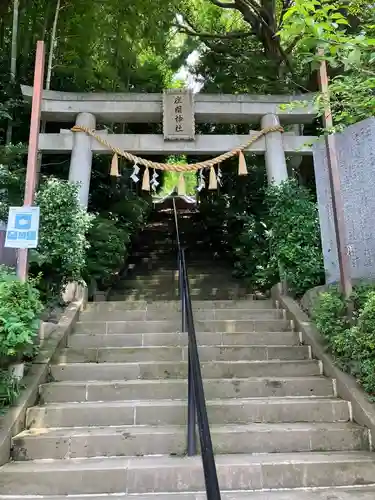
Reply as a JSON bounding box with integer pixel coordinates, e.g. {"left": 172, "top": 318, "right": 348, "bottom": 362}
{"left": 71, "top": 125, "right": 283, "bottom": 173}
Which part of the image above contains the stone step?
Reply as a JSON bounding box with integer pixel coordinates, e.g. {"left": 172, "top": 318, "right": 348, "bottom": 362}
{"left": 2, "top": 452, "right": 375, "bottom": 495}
{"left": 129, "top": 253, "right": 175, "bottom": 260}
{"left": 118, "top": 285, "right": 249, "bottom": 296}
{"left": 121, "top": 281, "right": 243, "bottom": 292}
{"left": 50, "top": 359, "right": 323, "bottom": 381}
{"left": 124, "top": 262, "right": 234, "bottom": 271}
{"left": 26, "top": 398, "right": 349, "bottom": 428}
{"left": 129, "top": 239, "right": 182, "bottom": 246}
{"left": 56, "top": 345, "right": 310, "bottom": 363}
{"left": 128, "top": 265, "right": 234, "bottom": 273}
{"left": 123, "top": 274, "right": 236, "bottom": 284}
{"left": 130, "top": 253, "right": 234, "bottom": 262}
{"left": 74, "top": 319, "right": 291, "bottom": 334}
{"left": 130, "top": 249, "right": 217, "bottom": 256}
{"left": 68, "top": 331, "right": 298, "bottom": 348}
{"left": 83, "top": 299, "right": 274, "bottom": 313}
{"left": 131, "top": 246, "right": 174, "bottom": 252}
{"left": 40, "top": 377, "right": 334, "bottom": 403}
{"left": 2, "top": 489, "right": 375, "bottom": 500}
{"left": 109, "top": 291, "right": 254, "bottom": 301}
{"left": 79, "top": 308, "right": 283, "bottom": 323}
{"left": 13, "top": 423, "right": 369, "bottom": 461}
{"left": 125, "top": 274, "right": 233, "bottom": 283}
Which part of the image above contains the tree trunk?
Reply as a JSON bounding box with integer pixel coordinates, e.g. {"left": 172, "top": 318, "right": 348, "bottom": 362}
{"left": 46, "top": 0, "right": 61, "bottom": 90}
{"left": 257, "top": 0, "right": 283, "bottom": 62}
{"left": 37, "top": 0, "right": 60, "bottom": 186}
{"left": 6, "top": 0, "right": 20, "bottom": 144}
{"left": 234, "top": 0, "right": 284, "bottom": 63}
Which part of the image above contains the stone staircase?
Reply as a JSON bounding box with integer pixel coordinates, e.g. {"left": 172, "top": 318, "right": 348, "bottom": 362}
{"left": 1, "top": 208, "right": 375, "bottom": 499}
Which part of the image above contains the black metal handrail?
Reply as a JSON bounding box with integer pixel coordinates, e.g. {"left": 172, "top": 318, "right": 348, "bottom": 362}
{"left": 173, "top": 198, "right": 221, "bottom": 500}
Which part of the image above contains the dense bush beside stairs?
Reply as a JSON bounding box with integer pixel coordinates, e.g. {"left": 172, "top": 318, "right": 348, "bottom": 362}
{"left": 84, "top": 216, "right": 130, "bottom": 292}
{"left": 207, "top": 176, "right": 325, "bottom": 297}
{"left": 312, "top": 283, "right": 375, "bottom": 399}
{"left": 30, "top": 178, "right": 93, "bottom": 304}
{"left": 85, "top": 196, "right": 150, "bottom": 295}
{"left": 30, "top": 178, "right": 150, "bottom": 301}
{"left": 0, "top": 266, "right": 43, "bottom": 410}
{"left": 262, "top": 179, "right": 325, "bottom": 297}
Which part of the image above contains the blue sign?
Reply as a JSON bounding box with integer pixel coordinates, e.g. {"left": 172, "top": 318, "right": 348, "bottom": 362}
{"left": 5, "top": 207, "right": 40, "bottom": 249}
{"left": 15, "top": 214, "right": 32, "bottom": 230}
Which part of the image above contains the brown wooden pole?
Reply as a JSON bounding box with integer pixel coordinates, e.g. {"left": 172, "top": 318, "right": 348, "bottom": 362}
{"left": 17, "top": 41, "right": 45, "bottom": 281}
{"left": 317, "top": 51, "right": 352, "bottom": 299}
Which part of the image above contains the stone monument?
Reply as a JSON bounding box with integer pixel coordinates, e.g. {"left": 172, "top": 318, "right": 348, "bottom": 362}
{"left": 313, "top": 117, "right": 375, "bottom": 283}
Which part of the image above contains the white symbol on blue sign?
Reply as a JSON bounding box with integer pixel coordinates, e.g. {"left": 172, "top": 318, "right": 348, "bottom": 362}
{"left": 15, "top": 214, "right": 32, "bottom": 230}
{"left": 5, "top": 207, "right": 40, "bottom": 249}
{"left": 7, "top": 231, "right": 18, "bottom": 240}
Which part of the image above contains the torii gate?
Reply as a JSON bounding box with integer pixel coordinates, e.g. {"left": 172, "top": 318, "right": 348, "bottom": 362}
{"left": 21, "top": 85, "right": 317, "bottom": 208}
{"left": 17, "top": 41, "right": 351, "bottom": 300}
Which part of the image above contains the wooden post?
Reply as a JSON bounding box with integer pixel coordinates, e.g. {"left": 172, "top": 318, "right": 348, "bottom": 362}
{"left": 17, "top": 41, "right": 45, "bottom": 281}
{"left": 317, "top": 51, "right": 352, "bottom": 299}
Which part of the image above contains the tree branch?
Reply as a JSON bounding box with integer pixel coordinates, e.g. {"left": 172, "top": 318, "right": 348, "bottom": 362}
{"left": 278, "top": 0, "right": 293, "bottom": 29}
{"left": 235, "top": 0, "right": 259, "bottom": 31}
{"left": 242, "top": 0, "right": 275, "bottom": 35}
{"left": 177, "top": 24, "right": 255, "bottom": 40}
{"left": 285, "top": 33, "right": 304, "bottom": 54}
{"left": 209, "top": 0, "right": 237, "bottom": 7}
{"left": 176, "top": 16, "right": 254, "bottom": 40}
{"left": 234, "top": 0, "right": 276, "bottom": 39}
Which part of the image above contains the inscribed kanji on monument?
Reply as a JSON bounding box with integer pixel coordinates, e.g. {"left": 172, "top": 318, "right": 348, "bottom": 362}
{"left": 163, "top": 89, "right": 195, "bottom": 140}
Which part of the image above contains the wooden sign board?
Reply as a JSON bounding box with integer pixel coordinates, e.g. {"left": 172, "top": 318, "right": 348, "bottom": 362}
{"left": 163, "top": 89, "right": 195, "bottom": 141}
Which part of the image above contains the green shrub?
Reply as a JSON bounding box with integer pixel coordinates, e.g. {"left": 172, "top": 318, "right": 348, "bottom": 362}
{"left": 108, "top": 193, "right": 150, "bottom": 233}
{"left": 312, "top": 289, "right": 352, "bottom": 369}
{"left": 199, "top": 176, "right": 324, "bottom": 296}
{"left": 0, "top": 369, "right": 21, "bottom": 409}
{"left": 350, "top": 283, "right": 375, "bottom": 313}
{"left": 84, "top": 192, "right": 150, "bottom": 291}
{"left": 313, "top": 287, "right": 375, "bottom": 398}
{"left": 0, "top": 266, "right": 43, "bottom": 361}
{"left": 232, "top": 214, "right": 277, "bottom": 289}
{"left": 348, "top": 292, "right": 375, "bottom": 394}
{"left": 30, "top": 179, "right": 93, "bottom": 300}
{"left": 85, "top": 216, "right": 130, "bottom": 290}
{"left": 264, "top": 179, "right": 325, "bottom": 297}
{"left": 198, "top": 161, "right": 269, "bottom": 282}
{"left": 0, "top": 143, "right": 27, "bottom": 221}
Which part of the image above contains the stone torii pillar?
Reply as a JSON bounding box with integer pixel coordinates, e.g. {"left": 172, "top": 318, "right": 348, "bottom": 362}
{"left": 261, "top": 113, "right": 288, "bottom": 184}
{"left": 69, "top": 112, "right": 96, "bottom": 208}
{"left": 261, "top": 113, "right": 289, "bottom": 293}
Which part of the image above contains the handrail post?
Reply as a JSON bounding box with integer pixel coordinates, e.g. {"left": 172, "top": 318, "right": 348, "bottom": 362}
{"left": 173, "top": 199, "right": 220, "bottom": 499}
{"left": 187, "top": 348, "right": 197, "bottom": 455}
{"left": 179, "top": 248, "right": 197, "bottom": 456}
{"left": 179, "top": 253, "right": 186, "bottom": 333}
{"left": 181, "top": 250, "right": 221, "bottom": 500}
{"left": 183, "top": 251, "right": 197, "bottom": 456}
